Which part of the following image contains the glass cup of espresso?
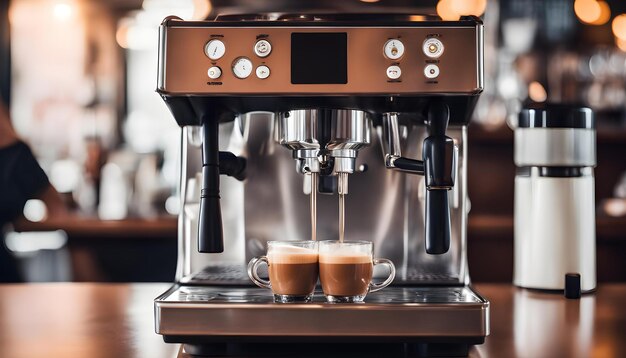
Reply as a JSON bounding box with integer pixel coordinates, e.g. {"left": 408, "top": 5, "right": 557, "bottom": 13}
{"left": 247, "top": 240, "right": 319, "bottom": 303}
{"left": 318, "top": 240, "right": 396, "bottom": 303}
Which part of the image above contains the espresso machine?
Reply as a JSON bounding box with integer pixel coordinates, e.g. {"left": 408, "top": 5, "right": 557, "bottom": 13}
{"left": 154, "top": 13, "right": 489, "bottom": 357}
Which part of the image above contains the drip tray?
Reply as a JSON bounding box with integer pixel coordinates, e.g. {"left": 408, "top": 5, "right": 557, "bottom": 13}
{"left": 155, "top": 285, "right": 489, "bottom": 339}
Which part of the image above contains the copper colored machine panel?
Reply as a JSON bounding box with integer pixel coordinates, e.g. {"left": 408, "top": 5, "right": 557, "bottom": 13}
{"left": 158, "top": 21, "right": 482, "bottom": 95}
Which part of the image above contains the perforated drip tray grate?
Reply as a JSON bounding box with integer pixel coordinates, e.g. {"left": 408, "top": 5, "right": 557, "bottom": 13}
{"left": 183, "top": 265, "right": 461, "bottom": 286}
{"left": 165, "top": 286, "right": 483, "bottom": 304}
{"left": 183, "top": 265, "right": 252, "bottom": 285}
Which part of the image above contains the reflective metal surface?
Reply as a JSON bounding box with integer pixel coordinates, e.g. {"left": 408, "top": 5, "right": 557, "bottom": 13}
{"left": 178, "top": 114, "right": 467, "bottom": 285}
{"left": 276, "top": 110, "right": 321, "bottom": 152}
{"left": 162, "top": 286, "right": 485, "bottom": 304}
{"left": 156, "top": 285, "right": 489, "bottom": 337}
{"left": 326, "top": 110, "right": 371, "bottom": 152}
{"left": 276, "top": 109, "right": 371, "bottom": 175}
{"left": 381, "top": 113, "right": 404, "bottom": 169}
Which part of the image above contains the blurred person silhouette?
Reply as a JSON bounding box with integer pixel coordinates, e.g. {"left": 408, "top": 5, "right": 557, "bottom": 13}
{"left": 0, "top": 100, "right": 67, "bottom": 282}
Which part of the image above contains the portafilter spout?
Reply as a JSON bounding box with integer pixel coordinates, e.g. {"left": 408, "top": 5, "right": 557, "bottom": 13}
{"left": 325, "top": 109, "right": 372, "bottom": 192}
{"left": 276, "top": 110, "right": 321, "bottom": 174}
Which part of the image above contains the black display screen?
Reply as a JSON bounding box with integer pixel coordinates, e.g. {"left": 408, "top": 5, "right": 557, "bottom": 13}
{"left": 291, "top": 33, "right": 347, "bottom": 84}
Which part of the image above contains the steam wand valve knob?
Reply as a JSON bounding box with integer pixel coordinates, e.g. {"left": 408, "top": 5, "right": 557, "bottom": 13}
{"left": 423, "top": 102, "right": 455, "bottom": 255}
{"left": 198, "top": 119, "right": 224, "bottom": 253}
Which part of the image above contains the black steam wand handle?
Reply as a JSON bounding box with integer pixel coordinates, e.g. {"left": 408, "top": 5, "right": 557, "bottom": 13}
{"left": 423, "top": 102, "right": 455, "bottom": 255}
{"left": 198, "top": 119, "right": 224, "bottom": 253}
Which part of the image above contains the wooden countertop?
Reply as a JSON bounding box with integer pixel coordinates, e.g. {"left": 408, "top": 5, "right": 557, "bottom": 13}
{"left": 0, "top": 283, "right": 624, "bottom": 358}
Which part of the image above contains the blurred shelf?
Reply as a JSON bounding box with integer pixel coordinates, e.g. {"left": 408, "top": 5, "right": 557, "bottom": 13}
{"left": 468, "top": 214, "right": 626, "bottom": 241}
{"left": 12, "top": 216, "right": 177, "bottom": 240}
{"left": 13, "top": 214, "right": 625, "bottom": 242}
{"left": 468, "top": 214, "right": 513, "bottom": 239}
{"left": 468, "top": 124, "right": 626, "bottom": 145}
{"left": 468, "top": 124, "right": 513, "bottom": 144}
{"left": 596, "top": 127, "right": 626, "bottom": 144}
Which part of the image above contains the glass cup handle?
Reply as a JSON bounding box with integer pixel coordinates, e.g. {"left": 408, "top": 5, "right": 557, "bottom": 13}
{"left": 370, "top": 258, "right": 396, "bottom": 293}
{"left": 247, "top": 256, "right": 271, "bottom": 289}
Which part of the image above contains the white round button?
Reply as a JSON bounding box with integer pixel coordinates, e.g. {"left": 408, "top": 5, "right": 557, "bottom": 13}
{"left": 205, "top": 39, "right": 226, "bottom": 60}
{"left": 386, "top": 65, "right": 402, "bottom": 80}
{"left": 256, "top": 65, "right": 270, "bottom": 79}
{"left": 383, "top": 39, "right": 405, "bottom": 60}
{"left": 207, "top": 66, "right": 222, "bottom": 80}
{"left": 423, "top": 38, "right": 444, "bottom": 59}
{"left": 424, "top": 64, "right": 440, "bottom": 79}
{"left": 232, "top": 57, "right": 253, "bottom": 79}
{"left": 254, "top": 40, "right": 272, "bottom": 58}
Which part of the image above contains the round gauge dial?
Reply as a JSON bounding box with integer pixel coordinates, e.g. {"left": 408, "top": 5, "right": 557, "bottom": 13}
{"left": 232, "top": 57, "right": 253, "bottom": 79}
{"left": 254, "top": 40, "right": 272, "bottom": 58}
{"left": 423, "top": 38, "right": 444, "bottom": 59}
{"left": 383, "top": 39, "right": 405, "bottom": 60}
{"left": 205, "top": 39, "right": 225, "bottom": 60}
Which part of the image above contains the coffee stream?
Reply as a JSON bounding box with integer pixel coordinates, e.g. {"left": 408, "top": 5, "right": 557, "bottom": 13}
{"left": 338, "top": 172, "right": 348, "bottom": 243}
{"left": 339, "top": 193, "right": 345, "bottom": 243}
{"left": 310, "top": 172, "right": 317, "bottom": 241}
{"left": 310, "top": 172, "right": 346, "bottom": 243}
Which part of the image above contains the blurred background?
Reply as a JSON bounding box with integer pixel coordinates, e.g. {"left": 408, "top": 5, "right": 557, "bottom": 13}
{"left": 0, "top": 0, "right": 625, "bottom": 283}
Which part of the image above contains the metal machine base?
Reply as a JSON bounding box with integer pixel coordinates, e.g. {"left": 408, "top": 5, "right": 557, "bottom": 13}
{"left": 156, "top": 285, "right": 489, "bottom": 357}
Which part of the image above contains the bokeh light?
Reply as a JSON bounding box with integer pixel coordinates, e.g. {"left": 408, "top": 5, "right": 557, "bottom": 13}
{"left": 612, "top": 14, "right": 626, "bottom": 40}
{"left": 591, "top": 1, "right": 611, "bottom": 26}
{"left": 574, "top": 0, "right": 601, "bottom": 24}
{"left": 528, "top": 81, "right": 548, "bottom": 102}
{"left": 23, "top": 199, "right": 48, "bottom": 222}
{"left": 450, "top": 0, "right": 487, "bottom": 17}
{"left": 437, "top": 0, "right": 461, "bottom": 21}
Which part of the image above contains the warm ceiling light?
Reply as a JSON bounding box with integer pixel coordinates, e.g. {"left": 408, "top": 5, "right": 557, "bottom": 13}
{"left": 574, "top": 0, "right": 601, "bottom": 24}
{"left": 528, "top": 81, "right": 547, "bottom": 103}
{"left": 612, "top": 14, "right": 626, "bottom": 40}
{"left": 437, "top": 0, "right": 461, "bottom": 21}
{"left": 591, "top": 1, "right": 611, "bottom": 25}
{"left": 450, "top": 0, "right": 487, "bottom": 17}
{"left": 360, "top": 0, "right": 381, "bottom": 2}
{"left": 53, "top": 1, "right": 74, "bottom": 21}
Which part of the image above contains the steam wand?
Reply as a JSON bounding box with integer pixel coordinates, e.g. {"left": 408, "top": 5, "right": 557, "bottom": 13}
{"left": 381, "top": 103, "right": 455, "bottom": 254}
{"left": 198, "top": 118, "right": 246, "bottom": 253}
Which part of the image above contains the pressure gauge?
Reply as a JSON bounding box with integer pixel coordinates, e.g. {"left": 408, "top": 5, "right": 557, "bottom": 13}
{"left": 383, "top": 39, "right": 405, "bottom": 60}
{"left": 423, "top": 38, "right": 444, "bottom": 59}
{"left": 232, "top": 57, "right": 253, "bottom": 79}
{"left": 205, "top": 39, "right": 225, "bottom": 60}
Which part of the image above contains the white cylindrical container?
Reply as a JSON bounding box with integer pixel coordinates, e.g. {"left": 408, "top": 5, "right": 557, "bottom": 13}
{"left": 514, "top": 104, "right": 596, "bottom": 293}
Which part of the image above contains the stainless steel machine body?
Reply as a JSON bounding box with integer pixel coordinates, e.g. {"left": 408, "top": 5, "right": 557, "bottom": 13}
{"left": 154, "top": 13, "right": 489, "bottom": 356}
